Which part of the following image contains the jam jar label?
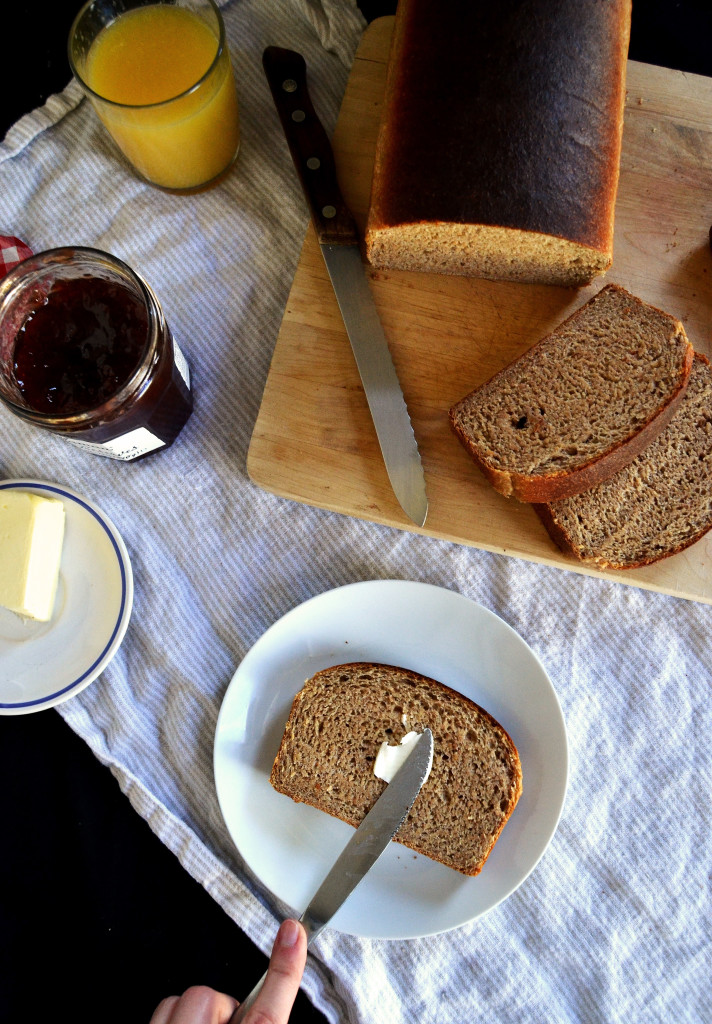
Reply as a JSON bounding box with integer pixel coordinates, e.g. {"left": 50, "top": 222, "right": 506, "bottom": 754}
{"left": 173, "top": 337, "right": 191, "bottom": 389}
{"left": 64, "top": 426, "right": 166, "bottom": 460}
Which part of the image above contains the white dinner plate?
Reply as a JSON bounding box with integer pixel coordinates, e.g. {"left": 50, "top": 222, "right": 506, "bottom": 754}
{"left": 0, "top": 479, "right": 133, "bottom": 715}
{"left": 214, "top": 580, "right": 568, "bottom": 940}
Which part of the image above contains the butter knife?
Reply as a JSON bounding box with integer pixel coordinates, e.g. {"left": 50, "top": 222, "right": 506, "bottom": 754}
{"left": 228, "top": 727, "right": 434, "bottom": 1023}
{"left": 262, "top": 46, "right": 428, "bottom": 528}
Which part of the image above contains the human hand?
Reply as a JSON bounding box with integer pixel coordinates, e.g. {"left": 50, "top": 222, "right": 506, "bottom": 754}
{"left": 149, "top": 986, "right": 237, "bottom": 1024}
{"left": 149, "top": 919, "right": 308, "bottom": 1024}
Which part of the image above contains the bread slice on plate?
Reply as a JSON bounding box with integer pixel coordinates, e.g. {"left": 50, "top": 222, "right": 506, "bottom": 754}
{"left": 270, "top": 662, "right": 522, "bottom": 877}
{"left": 533, "top": 353, "right": 712, "bottom": 569}
{"left": 449, "top": 284, "right": 693, "bottom": 502}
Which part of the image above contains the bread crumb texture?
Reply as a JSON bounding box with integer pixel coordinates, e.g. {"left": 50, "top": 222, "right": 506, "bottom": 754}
{"left": 449, "top": 285, "right": 692, "bottom": 501}
{"left": 270, "top": 663, "right": 523, "bottom": 876}
{"left": 367, "top": 223, "right": 611, "bottom": 286}
{"left": 535, "top": 354, "right": 712, "bottom": 569}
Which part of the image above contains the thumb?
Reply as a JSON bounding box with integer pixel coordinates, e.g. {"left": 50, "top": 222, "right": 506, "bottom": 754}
{"left": 244, "top": 920, "right": 307, "bottom": 1024}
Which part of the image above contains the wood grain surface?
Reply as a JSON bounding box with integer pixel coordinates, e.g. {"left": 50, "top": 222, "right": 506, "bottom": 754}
{"left": 248, "top": 16, "right": 712, "bottom": 604}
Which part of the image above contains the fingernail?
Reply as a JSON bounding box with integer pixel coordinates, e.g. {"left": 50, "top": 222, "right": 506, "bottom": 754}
{"left": 278, "top": 919, "right": 300, "bottom": 948}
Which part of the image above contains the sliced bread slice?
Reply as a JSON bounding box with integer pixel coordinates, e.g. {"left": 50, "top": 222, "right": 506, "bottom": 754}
{"left": 533, "top": 353, "right": 712, "bottom": 569}
{"left": 269, "top": 662, "right": 522, "bottom": 877}
{"left": 449, "top": 284, "right": 693, "bottom": 502}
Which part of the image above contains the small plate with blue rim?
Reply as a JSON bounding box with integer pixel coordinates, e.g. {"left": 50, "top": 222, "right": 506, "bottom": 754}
{"left": 0, "top": 479, "right": 133, "bottom": 715}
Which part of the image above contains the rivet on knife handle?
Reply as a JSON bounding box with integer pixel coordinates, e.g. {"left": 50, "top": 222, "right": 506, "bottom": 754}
{"left": 262, "top": 46, "right": 358, "bottom": 247}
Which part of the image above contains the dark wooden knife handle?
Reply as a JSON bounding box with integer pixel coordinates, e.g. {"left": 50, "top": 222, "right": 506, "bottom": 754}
{"left": 262, "top": 46, "right": 359, "bottom": 246}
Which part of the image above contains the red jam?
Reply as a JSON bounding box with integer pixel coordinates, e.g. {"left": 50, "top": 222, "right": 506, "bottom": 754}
{"left": 13, "top": 276, "right": 149, "bottom": 415}
{"left": 0, "top": 248, "right": 193, "bottom": 460}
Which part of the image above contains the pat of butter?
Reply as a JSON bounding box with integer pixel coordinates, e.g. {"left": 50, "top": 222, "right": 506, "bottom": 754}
{"left": 374, "top": 730, "right": 431, "bottom": 784}
{"left": 0, "top": 491, "right": 65, "bottom": 621}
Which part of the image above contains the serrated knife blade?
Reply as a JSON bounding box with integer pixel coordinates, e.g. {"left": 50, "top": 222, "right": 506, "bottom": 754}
{"left": 262, "top": 45, "right": 428, "bottom": 528}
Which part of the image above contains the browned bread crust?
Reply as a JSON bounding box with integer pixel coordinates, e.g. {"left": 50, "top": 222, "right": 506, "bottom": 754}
{"left": 365, "top": 0, "right": 632, "bottom": 285}
{"left": 449, "top": 285, "right": 693, "bottom": 502}
{"left": 270, "top": 662, "right": 522, "bottom": 877}
{"left": 533, "top": 354, "right": 712, "bottom": 569}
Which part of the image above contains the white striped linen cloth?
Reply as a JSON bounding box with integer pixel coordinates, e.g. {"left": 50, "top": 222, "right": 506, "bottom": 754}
{"left": 1, "top": 1, "right": 710, "bottom": 1021}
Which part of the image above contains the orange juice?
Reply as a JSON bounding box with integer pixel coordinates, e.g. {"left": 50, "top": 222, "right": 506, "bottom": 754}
{"left": 82, "top": 4, "right": 239, "bottom": 190}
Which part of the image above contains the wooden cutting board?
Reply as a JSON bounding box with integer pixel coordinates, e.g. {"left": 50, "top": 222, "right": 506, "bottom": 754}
{"left": 248, "top": 16, "right": 712, "bottom": 605}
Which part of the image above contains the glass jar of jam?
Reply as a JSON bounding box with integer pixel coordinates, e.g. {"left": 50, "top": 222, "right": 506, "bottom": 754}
{"left": 0, "top": 247, "right": 193, "bottom": 460}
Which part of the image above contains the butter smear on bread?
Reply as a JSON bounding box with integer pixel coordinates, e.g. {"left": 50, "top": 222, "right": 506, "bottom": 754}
{"left": 0, "top": 491, "right": 65, "bottom": 621}
{"left": 374, "top": 730, "right": 432, "bottom": 784}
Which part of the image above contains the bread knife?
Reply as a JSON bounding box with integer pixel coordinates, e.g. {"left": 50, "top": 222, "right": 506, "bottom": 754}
{"left": 228, "top": 727, "right": 434, "bottom": 1023}
{"left": 262, "top": 46, "right": 428, "bottom": 528}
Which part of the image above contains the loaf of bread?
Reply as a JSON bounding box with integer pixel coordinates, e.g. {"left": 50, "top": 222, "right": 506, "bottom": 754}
{"left": 365, "top": 0, "right": 632, "bottom": 286}
{"left": 449, "top": 285, "right": 693, "bottom": 502}
{"left": 533, "top": 354, "right": 712, "bottom": 569}
{"left": 270, "top": 662, "right": 522, "bottom": 877}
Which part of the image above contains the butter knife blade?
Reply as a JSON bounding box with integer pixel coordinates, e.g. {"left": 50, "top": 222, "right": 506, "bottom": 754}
{"left": 262, "top": 45, "right": 428, "bottom": 528}
{"left": 299, "top": 725, "right": 433, "bottom": 942}
{"left": 229, "top": 727, "right": 434, "bottom": 1023}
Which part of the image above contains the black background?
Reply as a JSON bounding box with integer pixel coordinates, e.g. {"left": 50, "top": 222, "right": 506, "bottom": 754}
{"left": 2, "top": 2, "right": 711, "bottom": 1022}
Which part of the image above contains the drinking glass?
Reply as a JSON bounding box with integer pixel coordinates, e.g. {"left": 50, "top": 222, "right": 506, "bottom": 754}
{"left": 68, "top": 0, "right": 240, "bottom": 191}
